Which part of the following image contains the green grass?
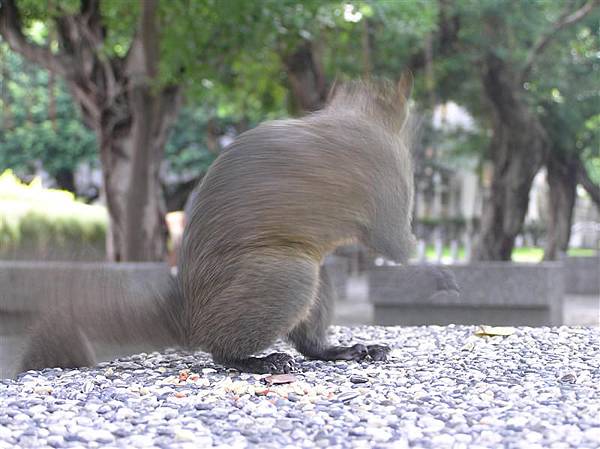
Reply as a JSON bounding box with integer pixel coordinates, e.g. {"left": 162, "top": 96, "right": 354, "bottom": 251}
{"left": 424, "top": 246, "right": 466, "bottom": 260}
{"left": 424, "top": 245, "right": 597, "bottom": 263}
{"left": 511, "top": 247, "right": 544, "bottom": 263}
{"left": 0, "top": 170, "right": 107, "bottom": 259}
{"left": 567, "top": 247, "right": 598, "bottom": 257}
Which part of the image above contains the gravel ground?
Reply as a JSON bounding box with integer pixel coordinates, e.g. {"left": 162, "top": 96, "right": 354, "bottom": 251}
{"left": 1, "top": 325, "right": 599, "bottom": 449}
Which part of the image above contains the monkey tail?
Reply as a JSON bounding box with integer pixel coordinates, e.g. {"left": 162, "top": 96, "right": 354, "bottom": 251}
{"left": 16, "top": 264, "right": 185, "bottom": 375}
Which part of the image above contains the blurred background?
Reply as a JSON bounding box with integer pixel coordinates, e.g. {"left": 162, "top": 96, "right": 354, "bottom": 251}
{"left": 0, "top": 0, "right": 598, "bottom": 357}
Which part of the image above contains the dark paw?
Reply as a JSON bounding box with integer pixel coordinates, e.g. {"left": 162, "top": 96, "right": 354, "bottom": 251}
{"left": 224, "top": 352, "right": 296, "bottom": 374}
{"left": 262, "top": 352, "right": 296, "bottom": 374}
{"left": 338, "top": 343, "right": 369, "bottom": 361}
{"left": 367, "top": 344, "right": 390, "bottom": 361}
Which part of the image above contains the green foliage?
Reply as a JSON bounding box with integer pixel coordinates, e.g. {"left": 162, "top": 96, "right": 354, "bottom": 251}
{"left": 581, "top": 115, "right": 600, "bottom": 184}
{"left": 2, "top": 0, "right": 597, "bottom": 189}
{"left": 0, "top": 42, "right": 97, "bottom": 176}
{"left": 165, "top": 106, "right": 219, "bottom": 174}
{"left": 99, "top": 0, "right": 139, "bottom": 57}
{"left": 0, "top": 170, "right": 107, "bottom": 259}
{"left": 1, "top": 0, "right": 443, "bottom": 178}
{"left": 532, "top": 19, "right": 599, "bottom": 173}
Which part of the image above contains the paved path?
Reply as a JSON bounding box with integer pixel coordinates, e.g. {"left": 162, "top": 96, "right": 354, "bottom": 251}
{"left": 1, "top": 326, "right": 599, "bottom": 448}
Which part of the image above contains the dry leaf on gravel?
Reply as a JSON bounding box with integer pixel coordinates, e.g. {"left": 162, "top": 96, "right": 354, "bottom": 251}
{"left": 474, "top": 325, "right": 517, "bottom": 337}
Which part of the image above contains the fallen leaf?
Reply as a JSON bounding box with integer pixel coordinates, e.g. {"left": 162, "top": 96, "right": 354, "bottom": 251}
{"left": 474, "top": 325, "right": 517, "bottom": 337}
{"left": 263, "top": 374, "right": 297, "bottom": 385}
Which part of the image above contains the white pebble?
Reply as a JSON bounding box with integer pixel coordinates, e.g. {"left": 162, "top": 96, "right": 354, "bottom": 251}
{"left": 418, "top": 416, "right": 445, "bottom": 432}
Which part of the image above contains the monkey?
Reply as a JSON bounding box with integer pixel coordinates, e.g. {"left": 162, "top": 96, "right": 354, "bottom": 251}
{"left": 17, "top": 74, "right": 439, "bottom": 375}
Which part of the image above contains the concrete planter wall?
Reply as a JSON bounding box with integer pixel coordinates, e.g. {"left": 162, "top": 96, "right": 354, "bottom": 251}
{"left": 564, "top": 256, "right": 599, "bottom": 295}
{"left": 323, "top": 255, "right": 349, "bottom": 301}
{"left": 369, "top": 262, "right": 565, "bottom": 326}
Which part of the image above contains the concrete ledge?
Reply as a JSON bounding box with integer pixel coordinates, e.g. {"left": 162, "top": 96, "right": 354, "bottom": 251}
{"left": 369, "top": 262, "right": 564, "bottom": 326}
{"left": 564, "top": 256, "right": 599, "bottom": 295}
{"left": 323, "top": 255, "right": 349, "bottom": 301}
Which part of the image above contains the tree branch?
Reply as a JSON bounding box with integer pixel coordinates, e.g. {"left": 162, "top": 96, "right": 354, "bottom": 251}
{"left": 520, "top": 0, "right": 600, "bottom": 81}
{"left": 140, "top": 0, "right": 159, "bottom": 79}
{"left": 0, "top": 0, "right": 72, "bottom": 77}
{"left": 576, "top": 158, "right": 600, "bottom": 210}
{"left": 407, "top": 0, "right": 462, "bottom": 77}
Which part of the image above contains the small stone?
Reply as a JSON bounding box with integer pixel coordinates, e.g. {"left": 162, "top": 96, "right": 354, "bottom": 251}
{"left": 366, "top": 427, "right": 392, "bottom": 442}
{"left": 506, "top": 415, "right": 529, "bottom": 428}
{"left": 115, "top": 407, "right": 135, "bottom": 420}
{"left": 46, "top": 435, "right": 64, "bottom": 448}
{"left": 350, "top": 427, "right": 366, "bottom": 436}
{"left": 418, "top": 416, "right": 445, "bottom": 432}
{"left": 350, "top": 376, "right": 369, "bottom": 384}
{"left": 329, "top": 408, "right": 344, "bottom": 418}
{"left": 112, "top": 428, "right": 131, "bottom": 438}
{"left": 584, "top": 427, "right": 600, "bottom": 443}
{"left": 194, "top": 402, "right": 214, "bottom": 410}
{"left": 12, "top": 413, "right": 29, "bottom": 423}
{"left": 254, "top": 401, "right": 277, "bottom": 417}
{"left": 175, "top": 429, "right": 196, "bottom": 441}
{"left": 79, "top": 429, "right": 114, "bottom": 444}
{"left": 127, "top": 434, "right": 155, "bottom": 447}
{"left": 525, "top": 431, "right": 544, "bottom": 443}
{"left": 96, "top": 404, "right": 112, "bottom": 414}
{"left": 276, "top": 419, "right": 294, "bottom": 431}
{"left": 560, "top": 373, "right": 577, "bottom": 384}
{"left": 337, "top": 391, "right": 360, "bottom": 402}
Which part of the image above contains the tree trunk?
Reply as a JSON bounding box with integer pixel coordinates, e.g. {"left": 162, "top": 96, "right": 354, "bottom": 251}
{"left": 474, "top": 52, "right": 548, "bottom": 261}
{"left": 543, "top": 151, "right": 577, "bottom": 261}
{"left": 576, "top": 159, "right": 600, "bottom": 210}
{"left": 283, "top": 40, "right": 327, "bottom": 113}
{"left": 98, "top": 85, "right": 181, "bottom": 261}
{"left": 544, "top": 151, "right": 577, "bottom": 260}
{"left": 1, "top": 47, "right": 14, "bottom": 130}
{"left": 98, "top": 0, "right": 182, "bottom": 261}
{"left": 48, "top": 69, "right": 56, "bottom": 130}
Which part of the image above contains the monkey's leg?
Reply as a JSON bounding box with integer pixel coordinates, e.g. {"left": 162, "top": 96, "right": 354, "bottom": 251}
{"left": 288, "top": 265, "right": 390, "bottom": 362}
{"left": 201, "top": 252, "right": 320, "bottom": 374}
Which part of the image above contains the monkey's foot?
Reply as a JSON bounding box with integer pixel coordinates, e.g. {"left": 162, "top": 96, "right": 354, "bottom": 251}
{"left": 220, "top": 352, "right": 296, "bottom": 374}
{"left": 366, "top": 344, "right": 390, "bottom": 361}
{"left": 306, "top": 343, "right": 390, "bottom": 362}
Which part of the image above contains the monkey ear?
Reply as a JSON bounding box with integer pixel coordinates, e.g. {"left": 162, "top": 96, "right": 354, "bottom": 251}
{"left": 397, "top": 71, "right": 413, "bottom": 100}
